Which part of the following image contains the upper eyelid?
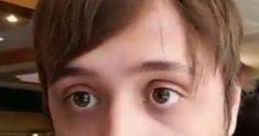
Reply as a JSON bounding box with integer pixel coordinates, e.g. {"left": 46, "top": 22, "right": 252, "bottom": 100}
{"left": 55, "top": 77, "right": 188, "bottom": 98}
{"left": 142, "top": 72, "right": 192, "bottom": 93}
{"left": 52, "top": 77, "right": 89, "bottom": 91}
{"left": 146, "top": 80, "right": 188, "bottom": 96}
{"left": 62, "top": 84, "right": 96, "bottom": 98}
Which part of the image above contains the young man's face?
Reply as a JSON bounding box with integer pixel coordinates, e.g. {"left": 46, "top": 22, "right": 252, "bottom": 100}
{"left": 48, "top": 2, "right": 240, "bottom": 136}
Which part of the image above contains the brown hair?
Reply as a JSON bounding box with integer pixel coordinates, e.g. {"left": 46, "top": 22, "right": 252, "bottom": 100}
{"left": 34, "top": 0, "right": 253, "bottom": 129}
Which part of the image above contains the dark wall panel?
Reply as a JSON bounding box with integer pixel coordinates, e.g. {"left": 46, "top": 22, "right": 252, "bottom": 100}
{"left": 0, "top": 87, "right": 42, "bottom": 112}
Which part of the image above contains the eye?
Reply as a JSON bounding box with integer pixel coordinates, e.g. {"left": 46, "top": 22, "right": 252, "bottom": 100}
{"left": 149, "top": 87, "right": 181, "bottom": 108}
{"left": 66, "top": 87, "right": 98, "bottom": 110}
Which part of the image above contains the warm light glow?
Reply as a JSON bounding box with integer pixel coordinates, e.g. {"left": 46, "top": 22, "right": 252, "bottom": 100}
{"left": 0, "top": 37, "right": 4, "bottom": 42}
{"left": 6, "top": 14, "right": 18, "bottom": 23}
{"left": 31, "top": 133, "right": 39, "bottom": 136}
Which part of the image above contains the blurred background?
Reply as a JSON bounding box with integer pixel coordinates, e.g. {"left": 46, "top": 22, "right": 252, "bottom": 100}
{"left": 0, "top": 0, "right": 258, "bottom": 136}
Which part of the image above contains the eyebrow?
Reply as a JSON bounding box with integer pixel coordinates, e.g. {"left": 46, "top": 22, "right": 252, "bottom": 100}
{"left": 50, "top": 60, "right": 193, "bottom": 85}
{"left": 50, "top": 66, "right": 97, "bottom": 85}
{"left": 129, "top": 60, "right": 192, "bottom": 74}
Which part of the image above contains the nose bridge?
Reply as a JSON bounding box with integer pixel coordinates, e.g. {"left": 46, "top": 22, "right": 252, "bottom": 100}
{"left": 106, "top": 90, "right": 146, "bottom": 136}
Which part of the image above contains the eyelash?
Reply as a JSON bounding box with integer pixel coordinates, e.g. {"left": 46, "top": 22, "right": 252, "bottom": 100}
{"left": 145, "top": 79, "right": 186, "bottom": 95}
{"left": 62, "top": 79, "right": 186, "bottom": 111}
{"left": 63, "top": 84, "right": 96, "bottom": 101}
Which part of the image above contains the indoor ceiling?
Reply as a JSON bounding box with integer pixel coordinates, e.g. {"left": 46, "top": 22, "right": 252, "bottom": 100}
{"left": 0, "top": 0, "right": 39, "bottom": 90}
{"left": 0, "top": 0, "right": 37, "bottom": 9}
{"left": 0, "top": 0, "right": 258, "bottom": 91}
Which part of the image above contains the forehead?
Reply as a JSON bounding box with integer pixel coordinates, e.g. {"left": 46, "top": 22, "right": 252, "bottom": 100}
{"left": 69, "top": 0, "right": 188, "bottom": 71}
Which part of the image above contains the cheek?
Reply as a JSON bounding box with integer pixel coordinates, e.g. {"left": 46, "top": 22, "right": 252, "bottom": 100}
{"left": 48, "top": 95, "right": 107, "bottom": 136}
{"left": 161, "top": 76, "right": 226, "bottom": 136}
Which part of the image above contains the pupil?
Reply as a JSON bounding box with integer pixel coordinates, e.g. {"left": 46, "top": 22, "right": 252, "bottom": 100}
{"left": 152, "top": 88, "right": 170, "bottom": 104}
{"left": 73, "top": 92, "right": 90, "bottom": 107}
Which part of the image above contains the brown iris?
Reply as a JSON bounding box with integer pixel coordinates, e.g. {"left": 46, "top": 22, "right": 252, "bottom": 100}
{"left": 72, "top": 92, "right": 90, "bottom": 107}
{"left": 152, "top": 87, "right": 171, "bottom": 104}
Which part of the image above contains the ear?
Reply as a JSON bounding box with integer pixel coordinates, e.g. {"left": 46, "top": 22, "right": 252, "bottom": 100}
{"left": 228, "top": 84, "right": 242, "bottom": 136}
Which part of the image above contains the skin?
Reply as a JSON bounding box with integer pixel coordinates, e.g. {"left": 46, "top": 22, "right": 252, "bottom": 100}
{"left": 48, "top": 1, "right": 241, "bottom": 136}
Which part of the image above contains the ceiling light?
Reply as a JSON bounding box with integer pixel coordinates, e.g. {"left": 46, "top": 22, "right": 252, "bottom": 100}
{"left": 0, "top": 37, "right": 4, "bottom": 42}
{"left": 16, "top": 73, "right": 40, "bottom": 84}
{"left": 31, "top": 133, "right": 39, "bottom": 136}
{"left": 6, "top": 14, "right": 18, "bottom": 23}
